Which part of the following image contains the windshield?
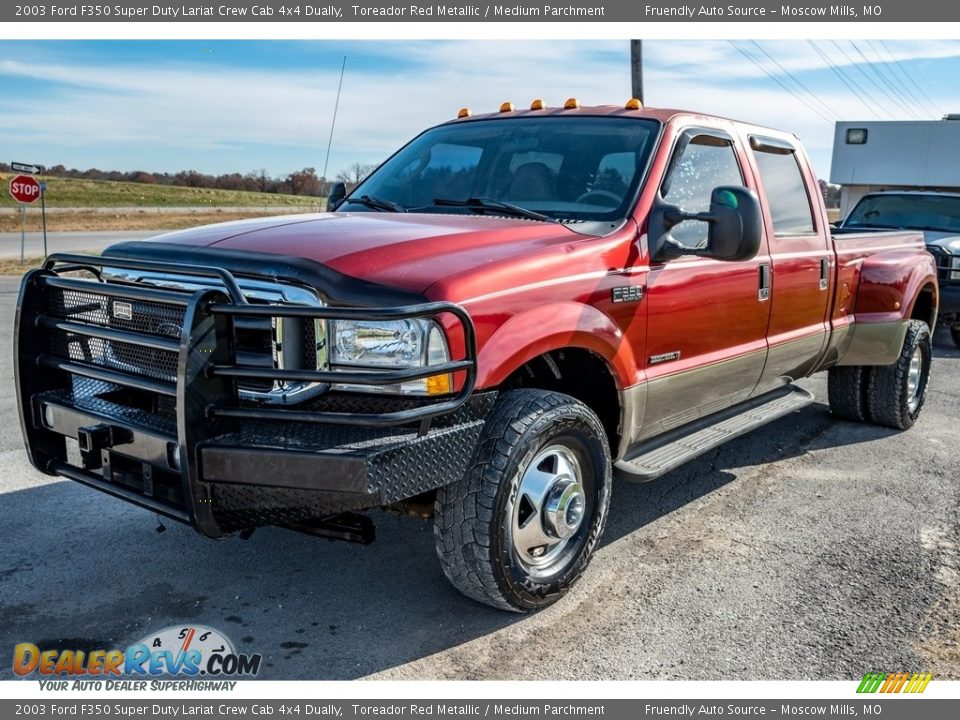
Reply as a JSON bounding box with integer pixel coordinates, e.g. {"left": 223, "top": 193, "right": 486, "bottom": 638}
{"left": 342, "top": 116, "right": 660, "bottom": 228}
{"left": 844, "top": 193, "right": 960, "bottom": 233}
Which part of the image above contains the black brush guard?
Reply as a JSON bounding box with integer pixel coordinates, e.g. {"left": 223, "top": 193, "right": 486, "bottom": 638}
{"left": 16, "top": 253, "right": 489, "bottom": 538}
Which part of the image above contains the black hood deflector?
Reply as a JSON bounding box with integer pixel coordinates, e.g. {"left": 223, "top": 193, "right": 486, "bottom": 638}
{"left": 103, "top": 241, "right": 427, "bottom": 308}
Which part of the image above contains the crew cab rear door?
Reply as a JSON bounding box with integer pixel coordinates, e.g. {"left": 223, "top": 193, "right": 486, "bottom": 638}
{"left": 639, "top": 127, "right": 773, "bottom": 440}
{"left": 744, "top": 135, "right": 832, "bottom": 393}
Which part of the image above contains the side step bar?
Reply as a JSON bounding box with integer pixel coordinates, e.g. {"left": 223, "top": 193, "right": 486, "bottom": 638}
{"left": 614, "top": 385, "right": 815, "bottom": 483}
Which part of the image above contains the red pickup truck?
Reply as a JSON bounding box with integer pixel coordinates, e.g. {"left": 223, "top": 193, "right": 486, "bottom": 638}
{"left": 16, "top": 102, "right": 939, "bottom": 612}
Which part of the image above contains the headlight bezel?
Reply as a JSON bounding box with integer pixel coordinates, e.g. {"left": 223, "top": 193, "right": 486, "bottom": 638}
{"left": 328, "top": 318, "right": 453, "bottom": 396}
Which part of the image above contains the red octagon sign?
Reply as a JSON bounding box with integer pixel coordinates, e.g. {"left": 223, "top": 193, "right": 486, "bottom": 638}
{"left": 9, "top": 174, "right": 41, "bottom": 204}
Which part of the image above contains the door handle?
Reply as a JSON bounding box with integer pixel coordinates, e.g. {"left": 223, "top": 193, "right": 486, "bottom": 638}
{"left": 758, "top": 263, "right": 771, "bottom": 301}
{"left": 819, "top": 257, "right": 830, "bottom": 290}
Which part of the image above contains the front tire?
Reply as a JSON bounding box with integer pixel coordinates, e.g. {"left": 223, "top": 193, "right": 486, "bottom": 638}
{"left": 866, "top": 320, "right": 932, "bottom": 430}
{"left": 434, "top": 390, "right": 612, "bottom": 612}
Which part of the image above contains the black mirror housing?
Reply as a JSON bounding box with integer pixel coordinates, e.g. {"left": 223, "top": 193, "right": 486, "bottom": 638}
{"left": 705, "top": 186, "right": 762, "bottom": 261}
{"left": 648, "top": 185, "right": 762, "bottom": 262}
{"left": 327, "top": 182, "right": 347, "bottom": 211}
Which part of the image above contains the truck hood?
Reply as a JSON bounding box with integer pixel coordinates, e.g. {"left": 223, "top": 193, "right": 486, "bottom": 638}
{"left": 131, "top": 212, "right": 586, "bottom": 295}
{"left": 923, "top": 231, "right": 960, "bottom": 254}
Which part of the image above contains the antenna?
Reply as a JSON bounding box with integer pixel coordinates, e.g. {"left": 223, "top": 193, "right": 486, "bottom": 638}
{"left": 322, "top": 56, "right": 347, "bottom": 182}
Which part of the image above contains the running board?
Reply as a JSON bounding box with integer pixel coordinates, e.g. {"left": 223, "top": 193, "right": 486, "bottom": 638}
{"left": 614, "top": 385, "right": 815, "bottom": 483}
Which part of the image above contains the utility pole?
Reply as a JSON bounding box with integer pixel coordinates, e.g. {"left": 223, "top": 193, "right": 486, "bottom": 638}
{"left": 322, "top": 56, "right": 347, "bottom": 184}
{"left": 630, "top": 40, "right": 644, "bottom": 103}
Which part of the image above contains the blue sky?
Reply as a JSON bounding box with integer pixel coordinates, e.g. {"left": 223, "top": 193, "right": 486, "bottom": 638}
{"left": 1, "top": 40, "right": 959, "bottom": 181}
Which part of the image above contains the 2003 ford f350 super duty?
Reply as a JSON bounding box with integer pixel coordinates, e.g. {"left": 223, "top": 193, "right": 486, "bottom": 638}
{"left": 16, "top": 101, "right": 939, "bottom": 611}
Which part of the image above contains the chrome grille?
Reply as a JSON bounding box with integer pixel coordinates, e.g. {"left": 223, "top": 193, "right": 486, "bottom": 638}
{"left": 98, "top": 270, "right": 329, "bottom": 404}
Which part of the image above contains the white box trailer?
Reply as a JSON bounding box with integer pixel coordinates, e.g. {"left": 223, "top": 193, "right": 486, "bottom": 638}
{"left": 830, "top": 116, "right": 960, "bottom": 216}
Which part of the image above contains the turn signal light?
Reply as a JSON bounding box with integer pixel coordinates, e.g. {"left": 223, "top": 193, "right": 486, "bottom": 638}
{"left": 426, "top": 374, "right": 453, "bottom": 396}
{"left": 457, "top": 107, "right": 471, "bottom": 118}
{"left": 624, "top": 98, "right": 643, "bottom": 110}
{"left": 564, "top": 97, "right": 580, "bottom": 109}
{"left": 530, "top": 98, "right": 546, "bottom": 110}
{"left": 500, "top": 101, "right": 515, "bottom": 113}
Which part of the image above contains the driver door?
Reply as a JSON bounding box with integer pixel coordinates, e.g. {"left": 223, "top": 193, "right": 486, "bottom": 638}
{"left": 638, "top": 129, "right": 772, "bottom": 440}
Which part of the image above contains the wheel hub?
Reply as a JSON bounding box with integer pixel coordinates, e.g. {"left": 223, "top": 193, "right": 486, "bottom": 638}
{"left": 510, "top": 445, "right": 586, "bottom": 569}
{"left": 544, "top": 480, "right": 585, "bottom": 540}
{"left": 906, "top": 345, "right": 924, "bottom": 413}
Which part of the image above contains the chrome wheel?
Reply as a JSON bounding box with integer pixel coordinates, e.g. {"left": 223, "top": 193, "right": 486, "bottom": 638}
{"left": 509, "top": 444, "right": 586, "bottom": 572}
{"left": 906, "top": 345, "right": 924, "bottom": 413}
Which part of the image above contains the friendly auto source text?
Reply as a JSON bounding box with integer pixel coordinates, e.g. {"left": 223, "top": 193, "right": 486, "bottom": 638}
{"left": 644, "top": 4, "right": 871, "bottom": 17}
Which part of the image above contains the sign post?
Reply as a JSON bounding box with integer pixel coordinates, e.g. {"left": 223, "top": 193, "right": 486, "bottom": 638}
{"left": 39, "top": 182, "right": 48, "bottom": 258}
{"left": 19, "top": 205, "right": 25, "bottom": 263}
{"left": 8, "top": 173, "right": 42, "bottom": 264}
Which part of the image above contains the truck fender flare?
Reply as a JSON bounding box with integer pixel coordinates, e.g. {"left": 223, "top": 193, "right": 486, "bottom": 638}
{"left": 856, "top": 251, "right": 939, "bottom": 325}
{"left": 474, "top": 301, "right": 636, "bottom": 389}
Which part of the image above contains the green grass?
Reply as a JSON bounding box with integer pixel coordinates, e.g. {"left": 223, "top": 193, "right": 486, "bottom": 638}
{"left": 0, "top": 172, "right": 321, "bottom": 209}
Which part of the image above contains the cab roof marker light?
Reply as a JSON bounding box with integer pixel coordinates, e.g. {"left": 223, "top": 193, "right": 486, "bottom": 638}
{"left": 500, "top": 102, "right": 515, "bottom": 113}
{"left": 564, "top": 97, "right": 580, "bottom": 110}
{"left": 457, "top": 107, "right": 471, "bottom": 119}
{"left": 530, "top": 99, "right": 546, "bottom": 110}
{"left": 624, "top": 98, "right": 643, "bottom": 110}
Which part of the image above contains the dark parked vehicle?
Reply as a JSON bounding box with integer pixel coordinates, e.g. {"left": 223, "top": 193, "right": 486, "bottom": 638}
{"left": 839, "top": 190, "right": 960, "bottom": 346}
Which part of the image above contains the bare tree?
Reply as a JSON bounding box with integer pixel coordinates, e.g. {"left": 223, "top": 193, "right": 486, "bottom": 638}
{"left": 336, "top": 162, "right": 375, "bottom": 191}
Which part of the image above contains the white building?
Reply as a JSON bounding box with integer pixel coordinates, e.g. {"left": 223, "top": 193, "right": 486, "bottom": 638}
{"left": 830, "top": 116, "right": 960, "bottom": 216}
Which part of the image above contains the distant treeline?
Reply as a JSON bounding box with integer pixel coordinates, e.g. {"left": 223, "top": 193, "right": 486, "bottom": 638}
{"left": 0, "top": 162, "right": 376, "bottom": 196}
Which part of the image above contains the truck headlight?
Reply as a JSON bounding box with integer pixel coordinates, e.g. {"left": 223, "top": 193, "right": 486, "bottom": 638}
{"left": 951, "top": 255, "right": 960, "bottom": 280}
{"left": 329, "top": 319, "right": 452, "bottom": 395}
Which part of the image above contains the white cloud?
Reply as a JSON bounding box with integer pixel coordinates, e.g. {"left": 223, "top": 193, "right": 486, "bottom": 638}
{"left": 1, "top": 40, "right": 959, "bottom": 178}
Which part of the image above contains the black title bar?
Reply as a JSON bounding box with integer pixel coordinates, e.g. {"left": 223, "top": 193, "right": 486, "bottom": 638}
{"left": 2, "top": 1, "right": 949, "bottom": 23}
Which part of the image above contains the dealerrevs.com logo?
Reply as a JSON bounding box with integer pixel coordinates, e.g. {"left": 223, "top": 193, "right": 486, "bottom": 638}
{"left": 856, "top": 672, "right": 934, "bottom": 694}
{"left": 13, "top": 625, "right": 261, "bottom": 681}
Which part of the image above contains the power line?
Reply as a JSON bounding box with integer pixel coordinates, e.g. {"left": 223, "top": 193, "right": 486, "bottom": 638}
{"left": 747, "top": 41, "right": 838, "bottom": 120}
{"left": 875, "top": 41, "right": 944, "bottom": 118}
{"left": 728, "top": 41, "right": 835, "bottom": 124}
{"left": 807, "top": 40, "right": 892, "bottom": 120}
{"left": 835, "top": 40, "right": 921, "bottom": 119}
{"left": 860, "top": 40, "right": 937, "bottom": 117}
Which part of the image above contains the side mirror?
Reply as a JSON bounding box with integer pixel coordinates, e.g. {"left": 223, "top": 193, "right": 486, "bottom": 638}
{"left": 327, "top": 182, "right": 347, "bottom": 211}
{"left": 649, "top": 186, "right": 763, "bottom": 262}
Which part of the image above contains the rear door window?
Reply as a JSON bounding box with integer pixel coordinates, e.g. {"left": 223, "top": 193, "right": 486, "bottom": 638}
{"left": 751, "top": 143, "right": 816, "bottom": 235}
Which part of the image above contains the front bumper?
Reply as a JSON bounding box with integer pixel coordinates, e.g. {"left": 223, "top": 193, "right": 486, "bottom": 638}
{"left": 928, "top": 246, "right": 960, "bottom": 317}
{"left": 939, "top": 283, "right": 960, "bottom": 318}
{"left": 16, "top": 254, "right": 484, "bottom": 537}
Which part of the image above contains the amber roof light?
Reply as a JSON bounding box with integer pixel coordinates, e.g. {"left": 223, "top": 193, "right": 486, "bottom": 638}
{"left": 530, "top": 99, "right": 546, "bottom": 110}
{"left": 563, "top": 97, "right": 580, "bottom": 109}
{"left": 457, "top": 107, "right": 471, "bottom": 118}
{"left": 500, "top": 102, "right": 515, "bottom": 113}
{"left": 624, "top": 98, "right": 643, "bottom": 110}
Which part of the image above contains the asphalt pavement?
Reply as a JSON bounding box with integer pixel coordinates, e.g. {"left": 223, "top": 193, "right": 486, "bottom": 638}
{"left": 0, "top": 273, "right": 957, "bottom": 680}
{"left": 0, "top": 230, "right": 160, "bottom": 259}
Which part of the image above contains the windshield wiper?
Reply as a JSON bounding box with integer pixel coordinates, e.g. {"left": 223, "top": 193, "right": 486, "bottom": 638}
{"left": 433, "top": 196, "right": 557, "bottom": 224}
{"left": 346, "top": 195, "right": 407, "bottom": 213}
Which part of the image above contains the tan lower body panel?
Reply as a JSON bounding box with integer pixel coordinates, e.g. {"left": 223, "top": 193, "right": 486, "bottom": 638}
{"left": 627, "top": 348, "right": 768, "bottom": 446}
{"left": 835, "top": 320, "right": 909, "bottom": 366}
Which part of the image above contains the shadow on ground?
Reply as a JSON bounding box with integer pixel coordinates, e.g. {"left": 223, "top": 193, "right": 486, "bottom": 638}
{"left": 0, "top": 381, "right": 911, "bottom": 680}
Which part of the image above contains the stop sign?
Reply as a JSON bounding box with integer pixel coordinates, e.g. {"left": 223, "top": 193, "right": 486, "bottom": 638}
{"left": 9, "top": 174, "right": 41, "bottom": 204}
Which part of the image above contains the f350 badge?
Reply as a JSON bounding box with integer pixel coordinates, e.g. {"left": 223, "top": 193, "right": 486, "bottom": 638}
{"left": 611, "top": 286, "right": 644, "bottom": 303}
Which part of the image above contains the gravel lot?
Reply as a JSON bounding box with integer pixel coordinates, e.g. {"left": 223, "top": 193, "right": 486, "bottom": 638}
{"left": 0, "top": 274, "right": 957, "bottom": 680}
